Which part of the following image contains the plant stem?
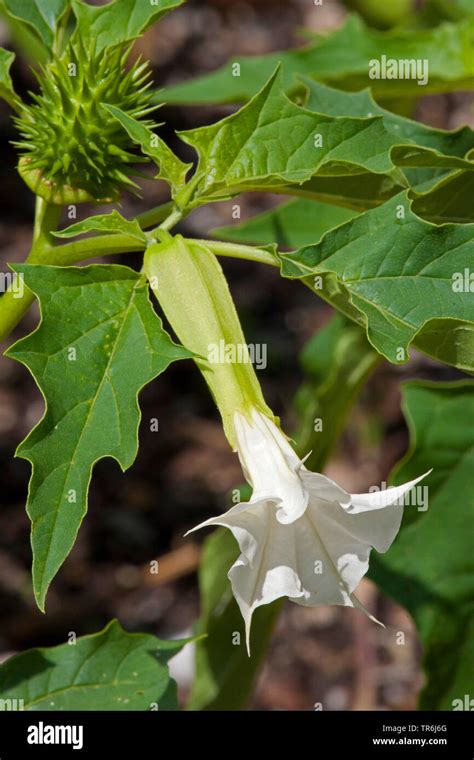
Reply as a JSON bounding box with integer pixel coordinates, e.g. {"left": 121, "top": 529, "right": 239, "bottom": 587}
{"left": 0, "top": 199, "right": 174, "bottom": 344}
{"left": 158, "top": 207, "right": 183, "bottom": 232}
{"left": 32, "top": 196, "right": 62, "bottom": 250}
{"left": 0, "top": 285, "right": 36, "bottom": 344}
{"left": 191, "top": 239, "right": 279, "bottom": 268}
{"left": 0, "top": 198, "right": 62, "bottom": 343}
{"left": 50, "top": 234, "right": 146, "bottom": 265}
{"left": 136, "top": 201, "right": 173, "bottom": 229}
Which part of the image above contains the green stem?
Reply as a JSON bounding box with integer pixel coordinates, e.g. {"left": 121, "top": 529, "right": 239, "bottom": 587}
{"left": 193, "top": 239, "right": 278, "bottom": 268}
{"left": 157, "top": 207, "right": 183, "bottom": 233}
{"left": 0, "top": 283, "right": 36, "bottom": 344}
{"left": 136, "top": 201, "right": 174, "bottom": 230}
{"left": 50, "top": 234, "right": 146, "bottom": 265}
{"left": 0, "top": 199, "right": 174, "bottom": 344}
{"left": 0, "top": 199, "right": 62, "bottom": 343}
{"left": 32, "top": 196, "right": 62, "bottom": 250}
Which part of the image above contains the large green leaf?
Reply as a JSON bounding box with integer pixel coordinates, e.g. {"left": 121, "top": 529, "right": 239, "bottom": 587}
{"left": 188, "top": 315, "right": 379, "bottom": 710}
{"left": 283, "top": 172, "right": 406, "bottom": 212}
{"left": 180, "top": 71, "right": 473, "bottom": 207}
{"left": 1, "top": 0, "right": 69, "bottom": 50}
{"left": 72, "top": 0, "right": 184, "bottom": 53}
{"left": 303, "top": 79, "right": 474, "bottom": 166}
{"left": 369, "top": 381, "right": 474, "bottom": 709}
{"left": 180, "top": 70, "right": 401, "bottom": 203}
{"left": 214, "top": 183, "right": 470, "bottom": 258}
{"left": 6, "top": 264, "right": 190, "bottom": 611}
{"left": 106, "top": 105, "right": 192, "bottom": 197}
{"left": 277, "top": 193, "right": 474, "bottom": 367}
{"left": 0, "top": 619, "right": 191, "bottom": 710}
{"left": 410, "top": 170, "right": 474, "bottom": 224}
{"left": 162, "top": 15, "right": 474, "bottom": 105}
{"left": 214, "top": 198, "right": 357, "bottom": 249}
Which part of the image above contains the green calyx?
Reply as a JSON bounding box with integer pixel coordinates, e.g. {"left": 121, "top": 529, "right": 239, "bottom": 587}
{"left": 145, "top": 234, "right": 274, "bottom": 447}
{"left": 14, "top": 39, "right": 156, "bottom": 204}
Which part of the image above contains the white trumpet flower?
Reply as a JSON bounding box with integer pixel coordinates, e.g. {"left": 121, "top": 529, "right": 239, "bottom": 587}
{"left": 189, "top": 408, "right": 431, "bottom": 654}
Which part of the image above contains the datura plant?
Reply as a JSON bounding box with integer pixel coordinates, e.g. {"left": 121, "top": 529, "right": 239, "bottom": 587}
{"left": 0, "top": 0, "right": 472, "bottom": 713}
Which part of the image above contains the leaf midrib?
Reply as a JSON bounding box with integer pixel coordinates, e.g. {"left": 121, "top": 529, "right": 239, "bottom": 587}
{"left": 33, "top": 279, "right": 142, "bottom": 600}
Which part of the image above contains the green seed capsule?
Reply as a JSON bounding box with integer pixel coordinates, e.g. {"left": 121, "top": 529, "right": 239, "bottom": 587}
{"left": 14, "top": 38, "right": 156, "bottom": 204}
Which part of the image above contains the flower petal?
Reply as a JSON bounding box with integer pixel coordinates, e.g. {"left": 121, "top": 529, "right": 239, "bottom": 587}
{"left": 289, "top": 505, "right": 384, "bottom": 623}
{"left": 347, "top": 470, "right": 432, "bottom": 513}
{"left": 188, "top": 498, "right": 304, "bottom": 654}
{"left": 308, "top": 496, "right": 404, "bottom": 597}
{"left": 288, "top": 508, "right": 354, "bottom": 607}
{"left": 300, "top": 470, "right": 351, "bottom": 507}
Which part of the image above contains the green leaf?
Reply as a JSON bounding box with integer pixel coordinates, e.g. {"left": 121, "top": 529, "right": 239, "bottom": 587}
{"left": 106, "top": 105, "right": 192, "bottom": 198}
{"left": 0, "top": 619, "right": 192, "bottom": 710}
{"left": 369, "top": 381, "right": 474, "bottom": 710}
{"left": 189, "top": 315, "right": 379, "bottom": 710}
{"left": 285, "top": 172, "right": 406, "bottom": 212}
{"left": 0, "top": 46, "right": 19, "bottom": 111}
{"left": 161, "top": 15, "right": 474, "bottom": 105}
{"left": 53, "top": 210, "right": 147, "bottom": 243}
{"left": 180, "top": 71, "right": 473, "bottom": 207}
{"left": 410, "top": 170, "right": 474, "bottom": 223}
{"left": 214, "top": 198, "right": 357, "bottom": 249}
{"left": 72, "top": 0, "right": 185, "bottom": 53}
{"left": 277, "top": 193, "right": 474, "bottom": 367}
{"left": 1, "top": 0, "right": 69, "bottom": 50}
{"left": 6, "top": 264, "right": 190, "bottom": 611}
{"left": 412, "top": 319, "right": 474, "bottom": 372}
{"left": 303, "top": 79, "right": 474, "bottom": 168}
{"left": 180, "top": 69, "right": 403, "bottom": 202}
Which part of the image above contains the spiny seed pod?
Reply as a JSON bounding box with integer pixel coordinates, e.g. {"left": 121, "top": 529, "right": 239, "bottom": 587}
{"left": 14, "top": 38, "right": 157, "bottom": 204}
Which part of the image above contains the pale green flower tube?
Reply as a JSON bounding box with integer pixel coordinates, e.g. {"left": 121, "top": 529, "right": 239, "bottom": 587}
{"left": 144, "top": 234, "right": 274, "bottom": 446}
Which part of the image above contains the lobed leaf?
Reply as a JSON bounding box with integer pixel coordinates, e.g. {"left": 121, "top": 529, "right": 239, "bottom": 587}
{"left": 283, "top": 172, "right": 406, "bottom": 212}
{"left": 303, "top": 79, "right": 474, "bottom": 174}
{"left": 6, "top": 264, "right": 191, "bottom": 611}
{"left": 180, "top": 70, "right": 473, "bottom": 207}
{"left": 0, "top": 619, "right": 192, "bottom": 710}
{"left": 277, "top": 193, "right": 474, "bottom": 367}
